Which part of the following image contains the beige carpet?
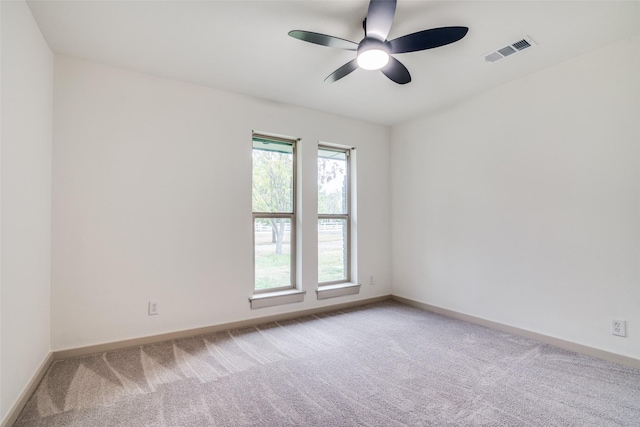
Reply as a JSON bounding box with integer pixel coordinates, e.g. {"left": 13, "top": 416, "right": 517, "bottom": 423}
{"left": 15, "top": 301, "right": 640, "bottom": 426}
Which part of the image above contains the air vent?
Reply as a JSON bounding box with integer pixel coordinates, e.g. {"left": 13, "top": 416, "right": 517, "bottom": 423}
{"left": 481, "top": 36, "right": 537, "bottom": 63}
{"left": 498, "top": 46, "right": 516, "bottom": 57}
{"left": 484, "top": 52, "right": 503, "bottom": 63}
{"left": 512, "top": 39, "right": 532, "bottom": 51}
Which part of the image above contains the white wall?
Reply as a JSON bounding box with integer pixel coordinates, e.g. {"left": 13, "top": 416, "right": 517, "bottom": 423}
{"left": 52, "top": 56, "right": 391, "bottom": 350}
{"left": 391, "top": 36, "right": 640, "bottom": 359}
{"left": 0, "top": 0, "right": 53, "bottom": 420}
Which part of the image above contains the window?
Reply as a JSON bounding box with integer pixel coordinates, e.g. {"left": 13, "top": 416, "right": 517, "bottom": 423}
{"left": 252, "top": 134, "right": 296, "bottom": 293}
{"left": 318, "top": 145, "right": 350, "bottom": 285}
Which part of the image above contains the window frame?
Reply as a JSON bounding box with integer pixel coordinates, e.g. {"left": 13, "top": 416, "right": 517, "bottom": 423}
{"left": 252, "top": 133, "right": 297, "bottom": 294}
{"left": 317, "top": 144, "right": 351, "bottom": 286}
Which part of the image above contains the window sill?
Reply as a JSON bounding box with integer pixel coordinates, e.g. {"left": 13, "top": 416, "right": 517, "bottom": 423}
{"left": 249, "top": 289, "right": 306, "bottom": 309}
{"left": 316, "top": 282, "right": 361, "bottom": 300}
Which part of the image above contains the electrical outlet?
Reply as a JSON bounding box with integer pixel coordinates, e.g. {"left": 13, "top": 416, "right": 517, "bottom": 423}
{"left": 369, "top": 276, "right": 375, "bottom": 285}
{"left": 149, "top": 300, "right": 159, "bottom": 316}
{"left": 611, "top": 319, "right": 626, "bottom": 337}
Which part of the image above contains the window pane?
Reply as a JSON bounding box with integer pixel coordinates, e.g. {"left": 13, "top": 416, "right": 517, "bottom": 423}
{"left": 318, "top": 149, "right": 347, "bottom": 215}
{"left": 253, "top": 139, "right": 293, "bottom": 213}
{"left": 254, "top": 218, "right": 292, "bottom": 290}
{"left": 318, "top": 218, "right": 347, "bottom": 283}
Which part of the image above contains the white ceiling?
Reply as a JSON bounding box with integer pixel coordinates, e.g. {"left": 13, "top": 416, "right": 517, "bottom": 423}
{"left": 27, "top": 0, "right": 640, "bottom": 126}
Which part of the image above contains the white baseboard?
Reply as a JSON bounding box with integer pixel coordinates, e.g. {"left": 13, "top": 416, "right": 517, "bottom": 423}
{"left": 1, "top": 352, "right": 53, "bottom": 427}
{"left": 54, "top": 295, "right": 392, "bottom": 360}
{"left": 392, "top": 295, "right": 640, "bottom": 370}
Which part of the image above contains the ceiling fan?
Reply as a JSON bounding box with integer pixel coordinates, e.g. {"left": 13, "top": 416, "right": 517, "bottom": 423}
{"left": 288, "top": 0, "right": 468, "bottom": 85}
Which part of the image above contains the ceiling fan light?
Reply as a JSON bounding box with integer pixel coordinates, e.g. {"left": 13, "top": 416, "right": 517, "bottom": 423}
{"left": 357, "top": 49, "right": 390, "bottom": 70}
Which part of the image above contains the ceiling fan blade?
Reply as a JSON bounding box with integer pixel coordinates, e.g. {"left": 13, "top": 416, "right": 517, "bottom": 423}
{"left": 325, "top": 59, "right": 359, "bottom": 83}
{"left": 288, "top": 30, "right": 358, "bottom": 51}
{"left": 381, "top": 56, "right": 411, "bottom": 84}
{"left": 365, "top": 0, "right": 397, "bottom": 41}
{"left": 389, "top": 26, "right": 468, "bottom": 54}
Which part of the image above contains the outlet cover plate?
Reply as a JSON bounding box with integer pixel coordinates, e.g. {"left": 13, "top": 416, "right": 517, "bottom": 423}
{"left": 611, "top": 319, "right": 626, "bottom": 337}
{"left": 149, "top": 300, "right": 159, "bottom": 316}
